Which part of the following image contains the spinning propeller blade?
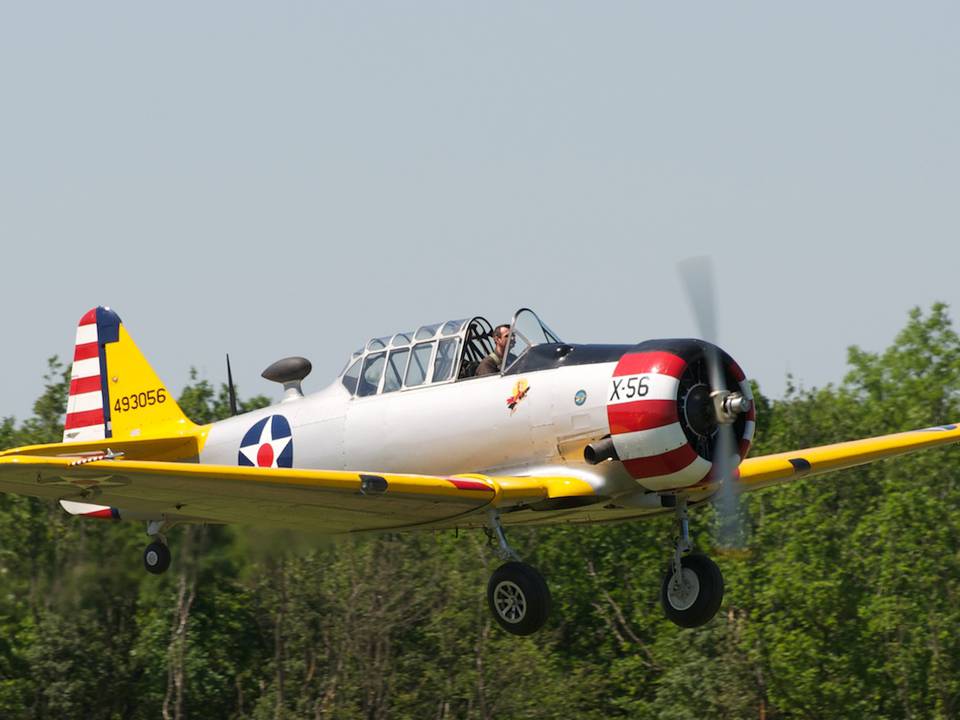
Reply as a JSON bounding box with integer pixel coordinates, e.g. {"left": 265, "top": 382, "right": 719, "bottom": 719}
{"left": 678, "top": 255, "right": 718, "bottom": 347}
{"left": 678, "top": 256, "right": 746, "bottom": 550}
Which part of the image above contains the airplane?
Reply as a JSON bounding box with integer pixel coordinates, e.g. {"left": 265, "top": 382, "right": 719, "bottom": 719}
{"left": 2, "top": 302, "right": 959, "bottom": 636}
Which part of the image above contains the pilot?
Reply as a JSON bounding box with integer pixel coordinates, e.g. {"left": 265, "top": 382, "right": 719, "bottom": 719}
{"left": 476, "top": 325, "right": 510, "bottom": 376}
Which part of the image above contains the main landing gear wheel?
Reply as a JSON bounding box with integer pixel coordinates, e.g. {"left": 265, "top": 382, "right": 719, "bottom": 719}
{"left": 660, "top": 553, "right": 724, "bottom": 628}
{"left": 487, "top": 561, "right": 552, "bottom": 636}
{"left": 143, "top": 540, "right": 171, "bottom": 575}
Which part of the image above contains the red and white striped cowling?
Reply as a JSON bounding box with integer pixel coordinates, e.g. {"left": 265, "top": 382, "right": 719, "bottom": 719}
{"left": 606, "top": 341, "right": 755, "bottom": 491}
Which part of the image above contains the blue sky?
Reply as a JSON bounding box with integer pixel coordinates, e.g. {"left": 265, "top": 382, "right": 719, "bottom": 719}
{"left": 1, "top": 2, "right": 958, "bottom": 421}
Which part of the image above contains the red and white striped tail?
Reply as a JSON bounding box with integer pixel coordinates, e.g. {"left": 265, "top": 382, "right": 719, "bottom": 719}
{"left": 63, "top": 308, "right": 117, "bottom": 442}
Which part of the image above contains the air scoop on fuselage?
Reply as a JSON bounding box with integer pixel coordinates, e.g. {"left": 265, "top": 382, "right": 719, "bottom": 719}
{"left": 262, "top": 356, "right": 312, "bottom": 402}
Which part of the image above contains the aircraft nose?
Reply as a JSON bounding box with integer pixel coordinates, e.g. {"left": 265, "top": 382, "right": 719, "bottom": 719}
{"left": 596, "top": 339, "right": 755, "bottom": 492}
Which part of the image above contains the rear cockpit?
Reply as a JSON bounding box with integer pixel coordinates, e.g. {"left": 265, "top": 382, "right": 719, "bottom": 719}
{"left": 338, "top": 309, "right": 562, "bottom": 397}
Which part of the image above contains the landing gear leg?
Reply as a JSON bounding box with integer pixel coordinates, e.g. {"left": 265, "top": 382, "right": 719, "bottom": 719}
{"left": 143, "top": 519, "right": 172, "bottom": 575}
{"left": 485, "top": 510, "right": 551, "bottom": 636}
{"left": 659, "top": 496, "right": 724, "bottom": 628}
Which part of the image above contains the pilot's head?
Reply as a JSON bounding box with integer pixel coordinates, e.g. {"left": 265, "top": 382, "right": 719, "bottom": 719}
{"left": 493, "top": 325, "right": 510, "bottom": 355}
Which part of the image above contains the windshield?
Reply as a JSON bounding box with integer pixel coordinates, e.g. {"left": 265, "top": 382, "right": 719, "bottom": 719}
{"left": 503, "top": 308, "right": 562, "bottom": 371}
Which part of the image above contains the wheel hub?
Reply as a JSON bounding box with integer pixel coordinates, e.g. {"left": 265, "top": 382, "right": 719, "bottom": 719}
{"left": 145, "top": 549, "right": 160, "bottom": 567}
{"left": 667, "top": 567, "right": 700, "bottom": 611}
{"left": 493, "top": 580, "right": 527, "bottom": 623}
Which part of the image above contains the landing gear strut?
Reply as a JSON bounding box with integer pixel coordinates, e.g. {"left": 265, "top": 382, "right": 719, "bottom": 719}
{"left": 659, "top": 496, "right": 724, "bottom": 627}
{"left": 485, "top": 511, "right": 551, "bottom": 635}
{"left": 143, "top": 519, "right": 172, "bottom": 575}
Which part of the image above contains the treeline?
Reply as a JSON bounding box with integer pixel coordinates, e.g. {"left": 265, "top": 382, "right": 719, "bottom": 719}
{"left": 1, "top": 306, "right": 959, "bottom": 719}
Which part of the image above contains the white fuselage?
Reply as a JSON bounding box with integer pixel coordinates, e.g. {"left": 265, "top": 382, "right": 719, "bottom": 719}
{"left": 202, "top": 363, "right": 635, "bottom": 496}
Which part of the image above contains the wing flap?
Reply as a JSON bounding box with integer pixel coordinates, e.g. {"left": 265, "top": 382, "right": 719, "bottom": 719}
{"left": 736, "top": 423, "right": 960, "bottom": 492}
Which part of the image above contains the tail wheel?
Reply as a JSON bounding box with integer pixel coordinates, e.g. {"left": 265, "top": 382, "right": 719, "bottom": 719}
{"left": 487, "top": 561, "right": 552, "bottom": 636}
{"left": 660, "top": 553, "right": 724, "bottom": 628}
{"left": 143, "top": 541, "right": 171, "bottom": 575}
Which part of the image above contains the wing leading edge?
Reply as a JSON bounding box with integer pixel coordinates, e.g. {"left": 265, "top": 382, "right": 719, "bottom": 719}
{"left": 735, "top": 423, "right": 960, "bottom": 492}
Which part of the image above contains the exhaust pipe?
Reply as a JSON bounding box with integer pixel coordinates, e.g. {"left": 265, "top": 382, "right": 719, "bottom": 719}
{"left": 584, "top": 437, "right": 619, "bottom": 465}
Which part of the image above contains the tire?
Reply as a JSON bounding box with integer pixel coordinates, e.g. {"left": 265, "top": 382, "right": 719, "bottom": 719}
{"left": 487, "top": 561, "right": 552, "bottom": 636}
{"left": 143, "top": 541, "right": 171, "bottom": 575}
{"left": 660, "top": 553, "right": 724, "bottom": 628}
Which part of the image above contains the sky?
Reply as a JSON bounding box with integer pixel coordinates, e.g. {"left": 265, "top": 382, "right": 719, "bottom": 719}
{"left": 1, "top": 2, "right": 958, "bottom": 423}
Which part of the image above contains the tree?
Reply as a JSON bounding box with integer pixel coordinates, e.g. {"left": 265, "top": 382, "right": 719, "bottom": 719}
{"left": 1, "top": 306, "right": 959, "bottom": 718}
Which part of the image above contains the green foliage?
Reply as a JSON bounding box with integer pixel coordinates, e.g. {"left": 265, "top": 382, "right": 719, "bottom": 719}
{"left": 1, "top": 305, "right": 959, "bottom": 718}
{"left": 0, "top": 357, "right": 70, "bottom": 450}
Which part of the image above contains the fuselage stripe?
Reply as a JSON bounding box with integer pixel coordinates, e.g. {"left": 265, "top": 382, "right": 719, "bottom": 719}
{"left": 730, "top": 360, "right": 746, "bottom": 383}
{"left": 608, "top": 399, "right": 679, "bottom": 435}
{"left": 624, "top": 454, "right": 712, "bottom": 489}
{"left": 613, "top": 351, "right": 687, "bottom": 379}
{"left": 612, "top": 422, "right": 689, "bottom": 460}
{"left": 621, "top": 444, "right": 701, "bottom": 479}
{"left": 606, "top": 374, "right": 679, "bottom": 405}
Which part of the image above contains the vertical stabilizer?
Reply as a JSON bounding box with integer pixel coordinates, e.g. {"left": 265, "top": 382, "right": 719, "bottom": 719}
{"left": 63, "top": 307, "right": 194, "bottom": 443}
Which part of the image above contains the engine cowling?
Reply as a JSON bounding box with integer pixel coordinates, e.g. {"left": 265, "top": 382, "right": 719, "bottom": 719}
{"left": 598, "top": 339, "right": 755, "bottom": 491}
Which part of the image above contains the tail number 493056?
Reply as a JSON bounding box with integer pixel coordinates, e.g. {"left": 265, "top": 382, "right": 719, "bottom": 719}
{"left": 113, "top": 388, "right": 167, "bottom": 413}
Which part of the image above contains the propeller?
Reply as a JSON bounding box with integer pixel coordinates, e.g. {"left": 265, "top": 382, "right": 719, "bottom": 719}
{"left": 677, "top": 257, "right": 747, "bottom": 551}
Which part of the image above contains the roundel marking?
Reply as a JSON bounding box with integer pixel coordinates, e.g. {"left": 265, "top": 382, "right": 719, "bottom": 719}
{"left": 238, "top": 415, "right": 293, "bottom": 468}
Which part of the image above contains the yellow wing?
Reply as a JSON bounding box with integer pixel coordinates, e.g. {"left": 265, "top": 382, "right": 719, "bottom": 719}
{"left": 4, "top": 422, "right": 956, "bottom": 533}
{"left": 0, "top": 452, "right": 598, "bottom": 533}
{"left": 736, "top": 422, "right": 960, "bottom": 492}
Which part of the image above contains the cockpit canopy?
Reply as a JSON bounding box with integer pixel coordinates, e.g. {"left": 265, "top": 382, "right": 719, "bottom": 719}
{"left": 339, "top": 308, "right": 561, "bottom": 397}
